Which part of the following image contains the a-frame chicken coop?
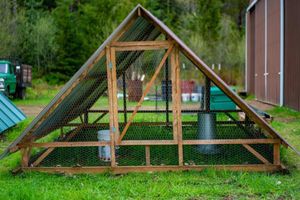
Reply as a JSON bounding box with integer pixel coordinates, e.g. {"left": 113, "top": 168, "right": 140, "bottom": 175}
{"left": 1, "top": 5, "right": 294, "bottom": 173}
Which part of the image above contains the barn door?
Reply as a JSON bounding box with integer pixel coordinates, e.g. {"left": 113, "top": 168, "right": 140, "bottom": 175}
{"left": 265, "top": 0, "right": 281, "bottom": 105}
{"left": 254, "top": 0, "right": 266, "bottom": 102}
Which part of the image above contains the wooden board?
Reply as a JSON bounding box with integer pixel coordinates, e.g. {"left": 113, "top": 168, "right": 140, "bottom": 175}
{"left": 112, "top": 41, "right": 171, "bottom": 51}
{"left": 273, "top": 143, "right": 281, "bottom": 165}
{"left": 145, "top": 145, "right": 151, "bottom": 166}
{"left": 22, "top": 164, "right": 283, "bottom": 174}
{"left": 106, "top": 47, "right": 116, "bottom": 167}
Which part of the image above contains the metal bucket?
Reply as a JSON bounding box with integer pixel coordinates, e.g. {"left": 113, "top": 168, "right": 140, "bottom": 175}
{"left": 97, "top": 130, "right": 111, "bottom": 161}
{"left": 196, "top": 113, "right": 220, "bottom": 154}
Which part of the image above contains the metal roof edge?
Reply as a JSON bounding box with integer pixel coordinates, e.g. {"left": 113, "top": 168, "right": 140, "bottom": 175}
{"left": 247, "top": 0, "right": 258, "bottom": 12}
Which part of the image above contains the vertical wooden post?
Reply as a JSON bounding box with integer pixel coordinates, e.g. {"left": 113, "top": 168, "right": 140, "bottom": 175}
{"left": 273, "top": 143, "right": 280, "bottom": 165}
{"left": 171, "top": 49, "right": 178, "bottom": 142}
{"left": 106, "top": 46, "right": 119, "bottom": 167}
{"left": 145, "top": 145, "right": 151, "bottom": 166}
{"left": 20, "top": 147, "right": 31, "bottom": 168}
{"left": 171, "top": 46, "right": 183, "bottom": 166}
{"left": 111, "top": 47, "right": 120, "bottom": 143}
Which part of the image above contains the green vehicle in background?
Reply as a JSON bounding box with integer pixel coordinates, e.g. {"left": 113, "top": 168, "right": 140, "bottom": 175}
{"left": 0, "top": 60, "right": 32, "bottom": 99}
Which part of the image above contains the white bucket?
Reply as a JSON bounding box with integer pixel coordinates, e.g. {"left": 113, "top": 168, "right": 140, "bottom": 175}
{"left": 182, "top": 93, "right": 190, "bottom": 102}
{"left": 97, "top": 130, "right": 111, "bottom": 161}
{"left": 191, "top": 93, "right": 201, "bottom": 102}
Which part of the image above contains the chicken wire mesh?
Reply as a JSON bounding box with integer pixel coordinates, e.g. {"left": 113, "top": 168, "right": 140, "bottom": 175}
{"left": 28, "top": 48, "right": 274, "bottom": 168}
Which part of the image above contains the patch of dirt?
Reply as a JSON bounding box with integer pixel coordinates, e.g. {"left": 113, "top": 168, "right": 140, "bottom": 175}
{"left": 246, "top": 100, "right": 274, "bottom": 111}
{"left": 18, "top": 105, "right": 45, "bottom": 117}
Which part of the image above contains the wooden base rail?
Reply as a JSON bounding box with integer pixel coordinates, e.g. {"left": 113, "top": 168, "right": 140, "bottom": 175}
{"left": 21, "top": 164, "right": 283, "bottom": 174}
{"left": 19, "top": 139, "right": 280, "bottom": 148}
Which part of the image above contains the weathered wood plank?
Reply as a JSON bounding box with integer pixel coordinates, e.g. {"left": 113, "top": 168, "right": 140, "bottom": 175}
{"left": 25, "top": 139, "right": 280, "bottom": 149}
{"left": 22, "top": 164, "right": 283, "bottom": 174}
{"left": 176, "top": 48, "right": 183, "bottom": 166}
{"left": 171, "top": 46, "right": 178, "bottom": 143}
{"left": 20, "top": 147, "right": 31, "bottom": 167}
{"left": 112, "top": 41, "right": 171, "bottom": 51}
{"left": 183, "top": 139, "right": 279, "bottom": 145}
{"left": 22, "top": 141, "right": 110, "bottom": 148}
{"left": 145, "top": 145, "right": 151, "bottom": 166}
{"left": 106, "top": 47, "right": 116, "bottom": 167}
{"left": 120, "top": 140, "right": 176, "bottom": 146}
{"left": 273, "top": 143, "right": 281, "bottom": 165}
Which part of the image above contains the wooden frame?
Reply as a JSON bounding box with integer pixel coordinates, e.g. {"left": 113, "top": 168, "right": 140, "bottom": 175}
{"left": 106, "top": 46, "right": 118, "bottom": 167}
{"left": 22, "top": 165, "right": 283, "bottom": 174}
{"left": 10, "top": 6, "right": 292, "bottom": 174}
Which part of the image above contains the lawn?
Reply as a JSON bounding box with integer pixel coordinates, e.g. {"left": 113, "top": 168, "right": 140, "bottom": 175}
{"left": 0, "top": 84, "right": 299, "bottom": 199}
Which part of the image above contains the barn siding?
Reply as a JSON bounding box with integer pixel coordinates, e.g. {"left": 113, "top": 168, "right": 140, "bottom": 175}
{"left": 254, "top": 0, "right": 266, "bottom": 101}
{"left": 246, "top": 9, "right": 255, "bottom": 94}
{"left": 284, "top": 0, "right": 300, "bottom": 111}
{"left": 266, "top": 0, "right": 280, "bottom": 104}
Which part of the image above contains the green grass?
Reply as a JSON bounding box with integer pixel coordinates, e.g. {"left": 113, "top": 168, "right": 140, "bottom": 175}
{"left": 1, "top": 84, "right": 300, "bottom": 199}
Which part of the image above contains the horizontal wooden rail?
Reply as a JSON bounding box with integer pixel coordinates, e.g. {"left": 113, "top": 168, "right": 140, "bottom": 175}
{"left": 111, "top": 40, "right": 171, "bottom": 51}
{"left": 19, "top": 141, "right": 110, "bottom": 148}
{"left": 182, "top": 139, "right": 280, "bottom": 145}
{"left": 19, "top": 139, "right": 280, "bottom": 148}
{"left": 62, "top": 120, "right": 253, "bottom": 127}
{"left": 119, "top": 140, "right": 177, "bottom": 146}
{"left": 22, "top": 164, "right": 283, "bottom": 174}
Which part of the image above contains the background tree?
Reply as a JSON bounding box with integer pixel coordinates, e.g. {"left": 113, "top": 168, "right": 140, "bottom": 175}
{"left": 0, "top": 0, "right": 248, "bottom": 86}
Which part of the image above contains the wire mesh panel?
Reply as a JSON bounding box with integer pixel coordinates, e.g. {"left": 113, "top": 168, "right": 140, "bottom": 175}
{"left": 183, "top": 144, "right": 273, "bottom": 165}
{"left": 33, "top": 147, "right": 111, "bottom": 167}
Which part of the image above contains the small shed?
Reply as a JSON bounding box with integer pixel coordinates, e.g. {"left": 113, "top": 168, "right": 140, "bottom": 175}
{"left": 1, "top": 5, "right": 296, "bottom": 174}
{"left": 246, "top": 0, "right": 300, "bottom": 111}
{"left": 0, "top": 93, "right": 26, "bottom": 133}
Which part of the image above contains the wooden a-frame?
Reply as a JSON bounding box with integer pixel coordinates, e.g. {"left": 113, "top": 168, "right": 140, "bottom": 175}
{"left": 2, "top": 5, "right": 298, "bottom": 174}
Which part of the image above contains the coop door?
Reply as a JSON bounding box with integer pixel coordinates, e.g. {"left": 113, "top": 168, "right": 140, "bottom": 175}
{"left": 108, "top": 43, "right": 180, "bottom": 144}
